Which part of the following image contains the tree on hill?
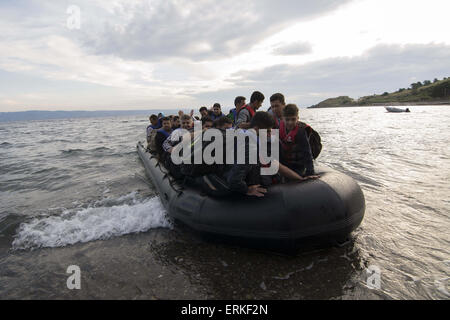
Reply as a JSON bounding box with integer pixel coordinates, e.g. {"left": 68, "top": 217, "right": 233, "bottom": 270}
{"left": 411, "top": 82, "right": 423, "bottom": 90}
{"left": 312, "top": 76, "right": 449, "bottom": 108}
{"left": 431, "top": 81, "right": 450, "bottom": 98}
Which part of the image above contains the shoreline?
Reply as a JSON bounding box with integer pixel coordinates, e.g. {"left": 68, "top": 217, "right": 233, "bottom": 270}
{"left": 308, "top": 101, "right": 450, "bottom": 109}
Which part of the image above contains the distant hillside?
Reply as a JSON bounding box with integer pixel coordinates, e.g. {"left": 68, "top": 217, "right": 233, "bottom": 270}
{"left": 0, "top": 109, "right": 178, "bottom": 123}
{"left": 310, "top": 77, "right": 450, "bottom": 108}
{"left": 310, "top": 96, "right": 356, "bottom": 109}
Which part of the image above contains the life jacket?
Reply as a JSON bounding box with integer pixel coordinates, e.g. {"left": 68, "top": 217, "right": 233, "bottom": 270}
{"left": 279, "top": 121, "right": 322, "bottom": 160}
{"left": 245, "top": 105, "right": 256, "bottom": 118}
{"left": 279, "top": 121, "right": 300, "bottom": 163}
{"left": 238, "top": 104, "right": 256, "bottom": 119}
{"left": 272, "top": 114, "right": 281, "bottom": 129}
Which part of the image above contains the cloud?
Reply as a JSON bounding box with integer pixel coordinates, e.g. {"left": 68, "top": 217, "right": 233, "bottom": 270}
{"left": 273, "top": 42, "right": 313, "bottom": 56}
{"left": 1, "top": 0, "right": 449, "bottom": 111}
{"left": 197, "top": 43, "right": 450, "bottom": 106}
{"left": 0, "top": 1, "right": 351, "bottom": 103}
{"left": 81, "top": 0, "right": 351, "bottom": 61}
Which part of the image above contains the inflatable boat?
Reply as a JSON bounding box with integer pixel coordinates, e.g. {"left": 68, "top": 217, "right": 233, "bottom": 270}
{"left": 137, "top": 141, "right": 365, "bottom": 247}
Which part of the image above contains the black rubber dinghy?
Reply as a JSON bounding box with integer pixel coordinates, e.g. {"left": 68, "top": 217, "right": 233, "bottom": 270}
{"left": 137, "top": 141, "right": 365, "bottom": 247}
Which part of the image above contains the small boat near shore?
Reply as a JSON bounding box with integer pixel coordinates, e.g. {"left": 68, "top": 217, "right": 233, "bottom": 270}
{"left": 137, "top": 141, "right": 365, "bottom": 248}
{"left": 385, "top": 107, "right": 411, "bottom": 113}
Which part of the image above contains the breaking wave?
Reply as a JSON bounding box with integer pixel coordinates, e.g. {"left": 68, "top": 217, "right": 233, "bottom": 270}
{"left": 12, "top": 193, "right": 172, "bottom": 250}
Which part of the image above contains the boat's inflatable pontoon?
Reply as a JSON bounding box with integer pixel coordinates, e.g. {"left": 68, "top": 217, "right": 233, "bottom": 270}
{"left": 137, "top": 142, "right": 365, "bottom": 247}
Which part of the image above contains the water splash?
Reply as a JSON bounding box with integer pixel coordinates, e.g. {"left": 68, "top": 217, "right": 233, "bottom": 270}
{"left": 12, "top": 193, "right": 172, "bottom": 250}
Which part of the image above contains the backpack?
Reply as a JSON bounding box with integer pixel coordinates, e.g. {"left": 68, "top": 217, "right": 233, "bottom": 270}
{"left": 299, "top": 122, "right": 322, "bottom": 159}
{"left": 147, "top": 129, "right": 170, "bottom": 154}
{"left": 227, "top": 109, "right": 237, "bottom": 125}
{"left": 147, "top": 130, "right": 158, "bottom": 153}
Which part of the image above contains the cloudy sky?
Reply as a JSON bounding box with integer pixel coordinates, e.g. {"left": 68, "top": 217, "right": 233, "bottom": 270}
{"left": 1, "top": 0, "right": 449, "bottom": 112}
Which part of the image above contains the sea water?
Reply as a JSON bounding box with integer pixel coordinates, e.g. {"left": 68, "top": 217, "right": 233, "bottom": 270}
{"left": 0, "top": 106, "right": 448, "bottom": 299}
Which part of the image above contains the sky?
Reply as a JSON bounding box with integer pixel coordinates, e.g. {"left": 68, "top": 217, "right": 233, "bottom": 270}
{"left": 0, "top": 0, "right": 450, "bottom": 112}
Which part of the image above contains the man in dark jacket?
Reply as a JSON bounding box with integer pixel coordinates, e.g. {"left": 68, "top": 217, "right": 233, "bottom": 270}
{"left": 279, "top": 104, "right": 319, "bottom": 178}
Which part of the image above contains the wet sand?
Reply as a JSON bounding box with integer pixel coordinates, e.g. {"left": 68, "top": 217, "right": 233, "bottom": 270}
{"left": 0, "top": 225, "right": 383, "bottom": 300}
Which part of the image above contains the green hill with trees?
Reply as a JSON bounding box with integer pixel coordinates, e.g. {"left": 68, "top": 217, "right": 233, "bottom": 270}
{"left": 309, "top": 77, "right": 450, "bottom": 108}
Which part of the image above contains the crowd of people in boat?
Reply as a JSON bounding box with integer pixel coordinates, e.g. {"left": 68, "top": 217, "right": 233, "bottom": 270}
{"left": 145, "top": 92, "right": 322, "bottom": 198}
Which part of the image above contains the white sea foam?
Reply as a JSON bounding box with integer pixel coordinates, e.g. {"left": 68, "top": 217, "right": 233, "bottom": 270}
{"left": 12, "top": 193, "right": 172, "bottom": 250}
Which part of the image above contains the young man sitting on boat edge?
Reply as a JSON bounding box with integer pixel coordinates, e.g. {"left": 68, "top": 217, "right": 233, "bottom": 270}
{"left": 279, "top": 104, "right": 321, "bottom": 179}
